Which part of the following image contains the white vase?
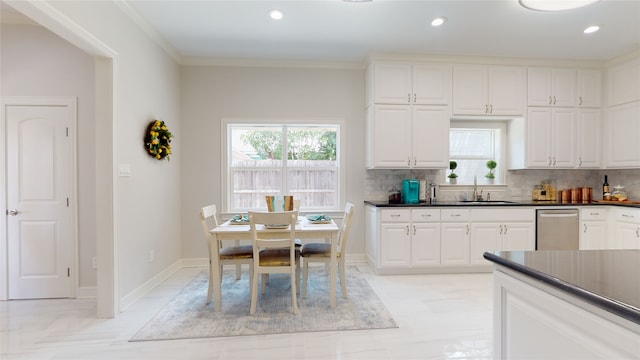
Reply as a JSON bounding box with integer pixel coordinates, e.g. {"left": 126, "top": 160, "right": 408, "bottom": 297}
{"left": 449, "top": 178, "right": 457, "bottom": 185}
{"left": 486, "top": 177, "right": 495, "bottom": 184}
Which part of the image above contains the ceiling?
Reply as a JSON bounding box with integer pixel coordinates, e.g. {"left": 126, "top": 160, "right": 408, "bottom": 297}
{"left": 3, "top": 0, "right": 640, "bottom": 64}
{"left": 124, "top": 0, "right": 640, "bottom": 64}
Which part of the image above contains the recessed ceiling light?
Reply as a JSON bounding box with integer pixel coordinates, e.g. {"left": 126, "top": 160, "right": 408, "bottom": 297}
{"left": 519, "top": 0, "right": 600, "bottom": 11}
{"left": 584, "top": 25, "right": 600, "bottom": 34}
{"left": 431, "top": 17, "right": 447, "bottom": 27}
{"left": 269, "top": 9, "right": 283, "bottom": 20}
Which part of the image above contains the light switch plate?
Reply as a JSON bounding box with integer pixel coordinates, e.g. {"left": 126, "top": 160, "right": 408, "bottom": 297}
{"left": 118, "top": 164, "right": 131, "bottom": 177}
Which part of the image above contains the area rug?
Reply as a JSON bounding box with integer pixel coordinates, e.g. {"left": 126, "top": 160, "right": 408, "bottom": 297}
{"left": 130, "top": 266, "right": 397, "bottom": 341}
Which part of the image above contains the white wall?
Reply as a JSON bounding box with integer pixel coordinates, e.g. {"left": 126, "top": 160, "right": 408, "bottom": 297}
{"left": 1, "top": 23, "right": 97, "bottom": 288}
{"left": 34, "top": 1, "right": 183, "bottom": 298}
{"left": 180, "top": 65, "right": 366, "bottom": 259}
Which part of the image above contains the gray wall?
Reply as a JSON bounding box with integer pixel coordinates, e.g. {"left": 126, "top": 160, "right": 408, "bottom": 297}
{"left": 180, "top": 65, "right": 366, "bottom": 260}
{"left": 1, "top": 23, "right": 97, "bottom": 288}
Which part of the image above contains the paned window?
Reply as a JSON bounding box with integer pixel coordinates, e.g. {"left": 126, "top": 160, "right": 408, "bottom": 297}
{"left": 448, "top": 121, "right": 505, "bottom": 184}
{"left": 225, "top": 121, "right": 341, "bottom": 212}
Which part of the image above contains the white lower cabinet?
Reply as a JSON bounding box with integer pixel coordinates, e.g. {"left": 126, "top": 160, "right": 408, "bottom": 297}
{"left": 580, "top": 207, "right": 609, "bottom": 249}
{"left": 411, "top": 209, "right": 441, "bottom": 266}
{"left": 470, "top": 209, "right": 535, "bottom": 265}
{"left": 613, "top": 207, "right": 640, "bottom": 249}
{"left": 440, "top": 209, "right": 470, "bottom": 265}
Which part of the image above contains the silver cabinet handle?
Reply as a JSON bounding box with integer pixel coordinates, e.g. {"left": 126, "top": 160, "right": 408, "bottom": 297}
{"left": 390, "top": 214, "right": 401, "bottom": 217}
{"left": 636, "top": 228, "right": 639, "bottom": 238}
{"left": 584, "top": 224, "right": 587, "bottom": 233}
{"left": 414, "top": 93, "right": 416, "bottom": 103}
{"left": 485, "top": 104, "right": 489, "bottom": 113}
{"left": 489, "top": 104, "right": 493, "bottom": 114}
{"left": 590, "top": 212, "right": 599, "bottom": 216}
{"left": 548, "top": 156, "right": 552, "bottom": 166}
{"left": 451, "top": 214, "right": 461, "bottom": 217}
{"left": 408, "top": 93, "right": 411, "bottom": 103}
{"left": 503, "top": 225, "right": 507, "bottom": 235}
{"left": 7, "top": 209, "right": 21, "bottom": 216}
{"left": 553, "top": 96, "right": 557, "bottom": 105}
{"left": 553, "top": 157, "right": 556, "bottom": 166}
{"left": 421, "top": 214, "right": 431, "bottom": 217}
{"left": 499, "top": 224, "right": 503, "bottom": 235}
{"left": 578, "top": 157, "right": 582, "bottom": 167}
{"left": 549, "top": 96, "right": 552, "bottom": 105}
{"left": 466, "top": 224, "right": 469, "bottom": 235}
{"left": 579, "top": 96, "right": 583, "bottom": 106}
{"left": 408, "top": 157, "right": 411, "bottom": 166}
{"left": 414, "top": 157, "right": 417, "bottom": 166}
{"left": 406, "top": 225, "right": 409, "bottom": 235}
{"left": 622, "top": 214, "right": 634, "bottom": 218}
{"left": 413, "top": 225, "right": 416, "bottom": 235}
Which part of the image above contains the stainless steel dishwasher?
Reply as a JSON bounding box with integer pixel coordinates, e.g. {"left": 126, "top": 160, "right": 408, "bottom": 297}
{"left": 536, "top": 209, "right": 579, "bottom": 250}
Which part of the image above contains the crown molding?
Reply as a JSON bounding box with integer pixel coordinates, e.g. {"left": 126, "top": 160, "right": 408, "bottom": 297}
{"left": 181, "top": 56, "right": 366, "bottom": 70}
{"left": 115, "top": 0, "right": 182, "bottom": 64}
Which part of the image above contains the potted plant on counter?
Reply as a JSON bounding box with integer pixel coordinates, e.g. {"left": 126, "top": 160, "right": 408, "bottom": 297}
{"left": 485, "top": 160, "right": 497, "bottom": 184}
{"left": 448, "top": 161, "right": 458, "bottom": 184}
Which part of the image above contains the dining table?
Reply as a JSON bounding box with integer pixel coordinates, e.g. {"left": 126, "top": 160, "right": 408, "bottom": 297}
{"left": 208, "top": 216, "right": 340, "bottom": 311}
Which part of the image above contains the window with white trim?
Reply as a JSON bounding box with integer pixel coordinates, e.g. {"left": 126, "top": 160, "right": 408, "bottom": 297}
{"left": 225, "top": 121, "right": 341, "bottom": 213}
{"left": 448, "top": 121, "right": 505, "bottom": 184}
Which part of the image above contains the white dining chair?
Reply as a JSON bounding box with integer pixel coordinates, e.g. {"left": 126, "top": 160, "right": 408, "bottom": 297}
{"left": 248, "top": 210, "right": 300, "bottom": 315}
{"left": 300, "top": 202, "right": 355, "bottom": 300}
{"left": 200, "top": 204, "right": 253, "bottom": 307}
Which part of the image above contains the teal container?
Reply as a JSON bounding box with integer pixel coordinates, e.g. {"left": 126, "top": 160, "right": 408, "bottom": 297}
{"left": 402, "top": 179, "right": 420, "bottom": 204}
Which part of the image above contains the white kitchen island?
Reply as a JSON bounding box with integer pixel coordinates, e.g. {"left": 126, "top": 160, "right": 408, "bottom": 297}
{"left": 484, "top": 250, "right": 640, "bottom": 359}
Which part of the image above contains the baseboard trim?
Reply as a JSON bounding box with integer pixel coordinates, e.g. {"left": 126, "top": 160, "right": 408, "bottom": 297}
{"left": 119, "top": 260, "right": 182, "bottom": 312}
{"left": 181, "top": 257, "right": 208, "bottom": 268}
{"left": 77, "top": 286, "right": 97, "bottom": 299}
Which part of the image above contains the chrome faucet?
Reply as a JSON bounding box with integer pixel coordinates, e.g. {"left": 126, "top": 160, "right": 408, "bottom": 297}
{"left": 473, "top": 176, "right": 478, "bottom": 201}
{"left": 473, "top": 176, "right": 483, "bottom": 201}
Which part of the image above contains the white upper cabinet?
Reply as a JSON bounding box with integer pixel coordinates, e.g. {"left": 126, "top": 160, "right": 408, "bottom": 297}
{"left": 452, "top": 65, "right": 525, "bottom": 115}
{"left": 607, "top": 58, "right": 640, "bottom": 107}
{"left": 576, "top": 69, "right": 601, "bottom": 108}
{"left": 526, "top": 107, "right": 576, "bottom": 168}
{"left": 527, "top": 68, "right": 576, "bottom": 107}
{"left": 605, "top": 101, "right": 640, "bottom": 168}
{"left": 368, "top": 62, "right": 451, "bottom": 105}
{"left": 576, "top": 109, "right": 601, "bottom": 168}
{"left": 366, "top": 104, "right": 449, "bottom": 169}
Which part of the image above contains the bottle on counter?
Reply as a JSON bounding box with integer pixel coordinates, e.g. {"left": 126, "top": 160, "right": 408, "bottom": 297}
{"left": 603, "top": 175, "right": 610, "bottom": 200}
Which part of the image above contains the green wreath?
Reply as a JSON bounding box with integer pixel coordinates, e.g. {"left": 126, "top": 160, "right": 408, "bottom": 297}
{"left": 144, "top": 120, "right": 173, "bottom": 161}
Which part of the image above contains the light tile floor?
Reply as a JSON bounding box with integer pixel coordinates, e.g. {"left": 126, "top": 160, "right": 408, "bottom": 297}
{"left": 1, "top": 265, "right": 493, "bottom": 359}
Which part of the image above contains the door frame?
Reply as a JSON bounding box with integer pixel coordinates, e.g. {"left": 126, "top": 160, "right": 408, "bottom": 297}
{"left": 5, "top": 0, "right": 119, "bottom": 317}
{"left": 1, "top": 97, "right": 79, "bottom": 300}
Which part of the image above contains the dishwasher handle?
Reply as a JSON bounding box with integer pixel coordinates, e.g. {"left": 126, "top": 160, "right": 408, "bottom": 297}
{"left": 538, "top": 213, "right": 578, "bottom": 218}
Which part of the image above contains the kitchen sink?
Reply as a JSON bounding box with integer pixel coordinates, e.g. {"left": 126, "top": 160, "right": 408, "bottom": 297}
{"left": 459, "top": 200, "right": 516, "bottom": 204}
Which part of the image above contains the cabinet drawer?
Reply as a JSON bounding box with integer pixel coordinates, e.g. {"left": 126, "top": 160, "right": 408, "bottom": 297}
{"left": 615, "top": 208, "right": 640, "bottom": 224}
{"left": 581, "top": 207, "right": 608, "bottom": 221}
{"left": 412, "top": 209, "right": 440, "bottom": 222}
{"left": 441, "top": 209, "right": 469, "bottom": 222}
{"left": 470, "top": 208, "right": 534, "bottom": 222}
{"left": 380, "top": 209, "right": 411, "bottom": 222}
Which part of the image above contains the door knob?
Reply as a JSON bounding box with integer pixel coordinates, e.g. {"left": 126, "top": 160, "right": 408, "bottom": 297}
{"left": 7, "top": 209, "right": 21, "bottom": 216}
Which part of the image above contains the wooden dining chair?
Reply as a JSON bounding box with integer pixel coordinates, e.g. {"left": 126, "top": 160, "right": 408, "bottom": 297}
{"left": 248, "top": 211, "right": 300, "bottom": 315}
{"left": 200, "top": 204, "right": 253, "bottom": 306}
{"left": 300, "top": 202, "right": 355, "bottom": 299}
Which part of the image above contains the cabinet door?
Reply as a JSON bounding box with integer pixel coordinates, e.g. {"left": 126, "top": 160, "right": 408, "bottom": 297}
{"left": 440, "top": 223, "right": 469, "bottom": 265}
{"left": 527, "top": 68, "right": 553, "bottom": 106}
{"left": 372, "top": 63, "right": 412, "bottom": 104}
{"left": 488, "top": 66, "right": 525, "bottom": 115}
{"left": 526, "top": 108, "right": 553, "bottom": 167}
{"left": 613, "top": 222, "right": 639, "bottom": 250}
{"left": 470, "top": 223, "right": 500, "bottom": 265}
{"left": 370, "top": 105, "right": 412, "bottom": 168}
{"left": 452, "top": 65, "right": 488, "bottom": 115}
{"left": 606, "top": 102, "right": 640, "bottom": 168}
{"left": 412, "top": 64, "right": 451, "bottom": 105}
{"left": 411, "top": 106, "right": 449, "bottom": 168}
{"left": 380, "top": 223, "right": 411, "bottom": 267}
{"left": 411, "top": 223, "right": 441, "bottom": 266}
{"left": 552, "top": 108, "right": 577, "bottom": 168}
{"left": 502, "top": 222, "right": 535, "bottom": 251}
{"left": 580, "top": 221, "right": 607, "bottom": 250}
{"left": 607, "top": 58, "right": 640, "bottom": 107}
{"left": 576, "top": 69, "right": 601, "bottom": 108}
{"left": 576, "top": 109, "right": 601, "bottom": 168}
{"left": 551, "top": 69, "right": 576, "bottom": 107}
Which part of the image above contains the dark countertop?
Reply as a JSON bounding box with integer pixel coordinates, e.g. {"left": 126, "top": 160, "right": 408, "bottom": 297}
{"left": 364, "top": 200, "right": 640, "bottom": 208}
{"left": 483, "top": 250, "right": 640, "bottom": 325}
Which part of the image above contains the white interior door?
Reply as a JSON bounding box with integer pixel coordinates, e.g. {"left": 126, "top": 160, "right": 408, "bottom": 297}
{"left": 6, "top": 102, "right": 75, "bottom": 299}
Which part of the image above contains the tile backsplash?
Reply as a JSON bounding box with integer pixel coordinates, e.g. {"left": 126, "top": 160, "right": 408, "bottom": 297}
{"left": 365, "top": 168, "right": 640, "bottom": 202}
